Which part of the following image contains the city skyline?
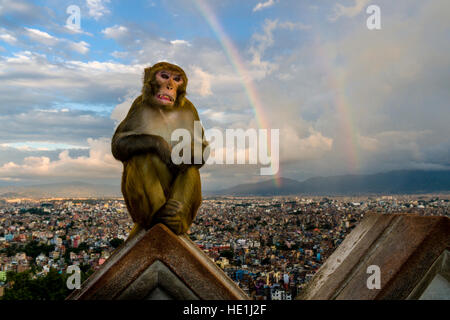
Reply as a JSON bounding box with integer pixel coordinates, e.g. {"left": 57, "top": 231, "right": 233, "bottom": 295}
{"left": 1, "top": 195, "right": 447, "bottom": 299}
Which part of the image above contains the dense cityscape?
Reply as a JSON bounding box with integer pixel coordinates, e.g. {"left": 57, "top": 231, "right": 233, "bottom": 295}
{"left": 0, "top": 195, "right": 448, "bottom": 300}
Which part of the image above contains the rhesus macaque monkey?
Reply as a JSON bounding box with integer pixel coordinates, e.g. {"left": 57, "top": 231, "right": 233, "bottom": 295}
{"left": 112, "top": 62, "right": 208, "bottom": 238}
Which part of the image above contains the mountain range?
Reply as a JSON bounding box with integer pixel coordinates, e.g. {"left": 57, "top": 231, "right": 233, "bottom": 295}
{"left": 0, "top": 182, "right": 122, "bottom": 199}
{"left": 0, "top": 170, "right": 449, "bottom": 199}
{"left": 207, "top": 170, "right": 450, "bottom": 196}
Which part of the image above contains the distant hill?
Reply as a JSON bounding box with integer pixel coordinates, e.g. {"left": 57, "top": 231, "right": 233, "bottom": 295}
{"left": 209, "top": 170, "right": 450, "bottom": 196}
{"left": 0, "top": 182, "right": 122, "bottom": 199}
{"left": 1, "top": 170, "right": 449, "bottom": 199}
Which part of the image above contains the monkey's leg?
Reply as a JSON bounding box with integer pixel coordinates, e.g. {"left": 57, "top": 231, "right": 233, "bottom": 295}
{"left": 153, "top": 166, "right": 202, "bottom": 235}
{"left": 122, "top": 153, "right": 173, "bottom": 239}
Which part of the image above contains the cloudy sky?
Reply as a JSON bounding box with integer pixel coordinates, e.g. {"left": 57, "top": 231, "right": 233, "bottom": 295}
{"left": 0, "top": 0, "right": 448, "bottom": 191}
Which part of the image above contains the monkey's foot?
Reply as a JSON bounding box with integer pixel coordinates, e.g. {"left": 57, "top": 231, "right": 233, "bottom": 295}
{"left": 153, "top": 199, "right": 192, "bottom": 235}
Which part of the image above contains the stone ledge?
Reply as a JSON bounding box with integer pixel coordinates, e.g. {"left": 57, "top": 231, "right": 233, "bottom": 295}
{"left": 297, "top": 213, "right": 450, "bottom": 300}
{"left": 67, "top": 223, "right": 249, "bottom": 300}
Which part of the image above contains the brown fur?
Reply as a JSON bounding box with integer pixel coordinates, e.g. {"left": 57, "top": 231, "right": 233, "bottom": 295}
{"left": 142, "top": 62, "right": 187, "bottom": 108}
{"left": 111, "top": 62, "right": 207, "bottom": 236}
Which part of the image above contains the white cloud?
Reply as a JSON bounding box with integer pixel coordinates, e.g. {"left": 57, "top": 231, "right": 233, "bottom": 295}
{"left": 251, "top": 19, "right": 278, "bottom": 55}
{"left": 0, "top": 28, "right": 17, "bottom": 44}
{"left": 0, "top": 0, "right": 36, "bottom": 16}
{"left": 201, "top": 110, "right": 251, "bottom": 125}
{"left": 281, "top": 127, "right": 333, "bottom": 162}
{"left": 1, "top": 142, "right": 89, "bottom": 153}
{"left": 24, "top": 27, "right": 57, "bottom": 45}
{"left": 248, "top": 19, "right": 279, "bottom": 78}
{"left": 86, "top": 0, "right": 111, "bottom": 20}
{"left": 248, "top": 19, "right": 310, "bottom": 79}
{"left": 68, "top": 41, "right": 90, "bottom": 55}
{"left": 111, "top": 90, "right": 140, "bottom": 123}
{"left": 0, "top": 50, "right": 145, "bottom": 114}
{"left": 24, "top": 27, "right": 90, "bottom": 54}
{"left": 0, "top": 138, "right": 121, "bottom": 181}
{"left": 253, "top": 0, "right": 276, "bottom": 12}
{"left": 170, "top": 39, "right": 191, "bottom": 46}
{"left": 190, "top": 66, "right": 213, "bottom": 97}
{"left": 101, "top": 25, "right": 129, "bottom": 39}
{"left": 278, "top": 21, "right": 312, "bottom": 31}
{"left": 0, "top": 33, "right": 16, "bottom": 44}
{"left": 64, "top": 25, "right": 93, "bottom": 37}
{"left": 329, "top": 0, "right": 371, "bottom": 22}
{"left": 111, "top": 51, "right": 128, "bottom": 59}
{"left": 0, "top": 107, "right": 115, "bottom": 148}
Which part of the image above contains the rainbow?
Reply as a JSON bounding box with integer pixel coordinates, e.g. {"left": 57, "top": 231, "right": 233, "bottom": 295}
{"left": 313, "top": 38, "right": 360, "bottom": 172}
{"left": 193, "top": 0, "right": 283, "bottom": 186}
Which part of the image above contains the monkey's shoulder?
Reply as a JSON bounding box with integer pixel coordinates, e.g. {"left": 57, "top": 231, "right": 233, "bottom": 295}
{"left": 180, "top": 98, "right": 200, "bottom": 119}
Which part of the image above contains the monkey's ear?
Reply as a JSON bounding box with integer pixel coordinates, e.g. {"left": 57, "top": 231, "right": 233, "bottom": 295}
{"left": 143, "top": 67, "right": 152, "bottom": 83}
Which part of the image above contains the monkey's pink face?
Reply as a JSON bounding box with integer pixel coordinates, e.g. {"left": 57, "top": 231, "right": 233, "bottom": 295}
{"left": 153, "top": 70, "right": 184, "bottom": 107}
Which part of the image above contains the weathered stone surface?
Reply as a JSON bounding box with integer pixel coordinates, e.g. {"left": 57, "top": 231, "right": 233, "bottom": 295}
{"left": 67, "top": 223, "right": 248, "bottom": 300}
{"left": 118, "top": 260, "right": 199, "bottom": 300}
{"left": 408, "top": 249, "right": 450, "bottom": 300}
{"left": 297, "top": 213, "right": 450, "bottom": 300}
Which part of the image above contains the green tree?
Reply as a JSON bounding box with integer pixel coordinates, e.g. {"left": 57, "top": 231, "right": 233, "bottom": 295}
{"left": 220, "top": 249, "right": 234, "bottom": 260}
{"left": 2, "top": 269, "right": 70, "bottom": 300}
{"left": 1, "top": 244, "right": 19, "bottom": 257}
{"left": 23, "top": 240, "right": 54, "bottom": 259}
{"left": 109, "top": 238, "right": 124, "bottom": 249}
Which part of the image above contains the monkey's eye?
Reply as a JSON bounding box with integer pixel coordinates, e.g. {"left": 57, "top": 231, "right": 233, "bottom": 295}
{"left": 174, "top": 76, "right": 181, "bottom": 82}
{"left": 160, "top": 73, "right": 169, "bottom": 79}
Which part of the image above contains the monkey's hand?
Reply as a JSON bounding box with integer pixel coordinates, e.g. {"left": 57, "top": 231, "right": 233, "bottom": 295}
{"left": 112, "top": 134, "right": 172, "bottom": 164}
{"left": 152, "top": 199, "right": 192, "bottom": 235}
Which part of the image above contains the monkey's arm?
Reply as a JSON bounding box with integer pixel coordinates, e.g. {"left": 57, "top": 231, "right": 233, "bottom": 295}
{"left": 112, "top": 133, "right": 171, "bottom": 164}
{"left": 111, "top": 97, "right": 172, "bottom": 164}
